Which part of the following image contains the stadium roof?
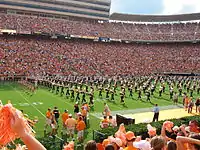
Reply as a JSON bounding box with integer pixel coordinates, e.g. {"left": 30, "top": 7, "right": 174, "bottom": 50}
{"left": 0, "top": 0, "right": 111, "bottom": 20}
{"left": 110, "top": 13, "right": 200, "bottom": 22}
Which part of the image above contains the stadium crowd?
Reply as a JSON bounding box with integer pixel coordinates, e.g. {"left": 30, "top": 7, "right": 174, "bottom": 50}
{"left": 1, "top": 35, "right": 200, "bottom": 77}
{"left": 0, "top": 13, "right": 200, "bottom": 41}
{"left": 1, "top": 12, "right": 200, "bottom": 150}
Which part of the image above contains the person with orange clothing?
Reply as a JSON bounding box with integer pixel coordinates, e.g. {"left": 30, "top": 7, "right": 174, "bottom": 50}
{"left": 65, "top": 114, "right": 77, "bottom": 139}
{"left": 123, "top": 131, "right": 138, "bottom": 150}
{"left": 44, "top": 108, "right": 52, "bottom": 131}
{"left": 76, "top": 112, "right": 82, "bottom": 123}
{"left": 81, "top": 106, "right": 87, "bottom": 125}
{"left": 61, "top": 110, "right": 69, "bottom": 136}
{"left": 76, "top": 116, "right": 86, "bottom": 142}
{"left": 96, "top": 138, "right": 105, "bottom": 150}
{"left": 189, "top": 120, "right": 200, "bottom": 133}
{"left": 102, "top": 139, "right": 110, "bottom": 148}
{"left": 61, "top": 110, "right": 69, "bottom": 126}
{"left": 100, "top": 116, "right": 109, "bottom": 128}
{"left": 184, "top": 96, "right": 189, "bottom": 111}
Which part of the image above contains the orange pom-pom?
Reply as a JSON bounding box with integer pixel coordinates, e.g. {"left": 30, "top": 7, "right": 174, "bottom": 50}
{"left": 147, "top": 124, "right": 156, "bottom": 136}
{"left": 0, "top": 104, "right": 32, "bottom": 146}
{"left": 163, "top": 121, "right": 174, "bottom": 132}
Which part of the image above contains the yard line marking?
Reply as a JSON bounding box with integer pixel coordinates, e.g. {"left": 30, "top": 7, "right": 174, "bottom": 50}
{"left": 12, "top": 87, "right": 46, "bottom": 118}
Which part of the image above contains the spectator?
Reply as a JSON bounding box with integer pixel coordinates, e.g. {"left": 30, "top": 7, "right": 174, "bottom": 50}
{"left": 150, "top": 136, "right": 166, "bottom": 150}
{"left": 109, "top": 116, "right": 117, "bottom": 128}
{"left": 85, "top": 140, "right": 97, "bottom": 150}
{"left": 176, "top": 135, "right": 200, "bottom": 150}
{"left": 76, "top": 116, "right": 86, "bottom": 142}
{"left": 44, "top": 108, "right": 52, "bottom": 131}
{"left": 61, "top": 110, "right": 69, "bottom": 127}
{"left": 53, "top": 106, "right": 60, "bottom": 123}
{"left": 189, "top": 120, "right": 200, "bottom": 133}
{"left": 65, "top": 114, "right": 76, "bottom": 139}
{"left": 100, "top": 116, "right": 109, "bottom": 129}
{"left": 105, "top": 144, "right": 115, "bottom": 150}
{"left": 124, "top": 131, "right": 137, "bottom": 150}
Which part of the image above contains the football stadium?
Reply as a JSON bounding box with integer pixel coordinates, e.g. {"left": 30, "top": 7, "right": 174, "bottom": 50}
{"left": 0, "top": 0, "right": 200, "bottom": 149}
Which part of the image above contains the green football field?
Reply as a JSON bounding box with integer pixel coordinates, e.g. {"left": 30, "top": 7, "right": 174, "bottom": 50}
{"left": 0, "top": 81, "right": 197, "bottom": 142}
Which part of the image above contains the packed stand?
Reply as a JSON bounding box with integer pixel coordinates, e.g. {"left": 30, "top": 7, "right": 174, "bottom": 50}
{"left": 1, "top": 35, "right": 200, "bottom": 77}
{"left": 0, "top": 13, "right": 200, "bottom": 41}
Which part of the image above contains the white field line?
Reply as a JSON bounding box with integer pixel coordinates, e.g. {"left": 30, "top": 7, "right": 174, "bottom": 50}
{"left": 12, "top": 87, "right": 46, "bottom": 118}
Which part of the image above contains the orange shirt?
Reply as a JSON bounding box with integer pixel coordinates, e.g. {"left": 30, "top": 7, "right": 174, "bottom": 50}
{"left": 65, "top": 118, "right": 77, "bottom": 128}
{"left": 185, "top": 97, "right": 189, "bottom": 105}
{"left": 96, "top": 143, "right": 104, "bottom": 150}
{"left": 76, "top": 120, "right": 86, "bottom": 131}
{"left": 62, "top": 112, "right": 69, "bottom": 123}
{"left": 46, "top": 111, "right": 52, "bottom": 119}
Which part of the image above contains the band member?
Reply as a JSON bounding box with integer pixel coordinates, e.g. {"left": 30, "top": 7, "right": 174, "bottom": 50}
{"left": 159, "top": 85, "right": 163, "bottom": 97}
{"left": 81, "top": 91, "right": 86, "bottom": 104}
{"left": 146, "top": 90, "right": 151, "bottom": 102}
{"left": 151, "top": 84, "right": 155, "bottom": 95}
{"left": 56, "top": 83, "right": 60, "bottom": 94}
{"left": 138, "top": 88, "right": 142, "bottom": 99}
{"left": 60, "top": 82, "right": 65, "bottom": 96}
{"left": 66, "top": 85, "right": 70, "bottom": 97}
{"left": 128, "top": 85, "right": 133, "bottom": 97}
{"left": 169, "top": 86, "right": 174, "bottom": 99}
{"left": 70, "top": 88, "right": 75, "bottom": 99}
{"left": 120, "top": 89, "right": 125, "bottom": 103}
{"left": 75, "top": 89, "right": 80, "bottom": 103}
{"left": 178, "top": 86, "right": 182, "bottom": 96}
{"left": 162, "top": 82, "right": 165, "bottom": 93}
{"left": 89, "top": 92, "right": 94, "bottom": 105}
{"left": 110, "top": 88, "right": 115, "bottom": 101}
{"left": 85, "top": 85, "right": 89, "bottom": 92}
{"left": 98, "top": 85, "right": 103, "bottom": 98}
{"left": 105, "top": 87, "right": 109, "bottom": 99}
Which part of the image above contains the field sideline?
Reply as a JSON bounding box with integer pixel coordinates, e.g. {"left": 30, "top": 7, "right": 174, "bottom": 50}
{"left": 0, "top": 81, "right": 198, "bottom": 142}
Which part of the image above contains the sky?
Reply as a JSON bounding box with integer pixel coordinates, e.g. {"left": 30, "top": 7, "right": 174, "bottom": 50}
{"left": 110, "top": 0, "right": 200, "bottom": 15}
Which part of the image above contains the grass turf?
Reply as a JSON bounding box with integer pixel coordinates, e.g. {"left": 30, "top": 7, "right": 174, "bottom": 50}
{"left": 0, "top": 81, "right": 198, "bottom": 142}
